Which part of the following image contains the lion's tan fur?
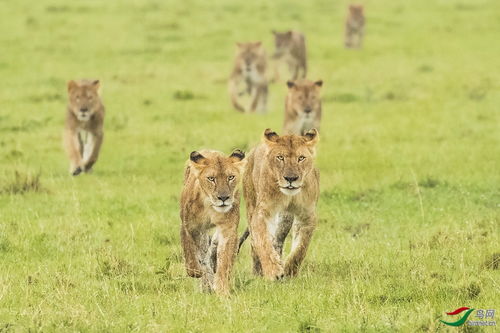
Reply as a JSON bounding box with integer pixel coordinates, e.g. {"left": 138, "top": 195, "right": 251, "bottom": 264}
{"left": 228, "top": 42, "right": 268, "bottom": 113}
{"left": 242, "top": 129, "right": 319, "bottom": 280}
{"left": 283, "top": 79, "right": 323, "bottom": 135}
{"left": 64, "top": 79, "right": 105, "bottom": 176}
{"left": 272, "top": 30, "right": 307, "bottom": 81}
{"left": 345, "top": 4, "right": 365, "bottom": 48}
{"left": 180, "top": 149, "right": 246, "bottom": 295}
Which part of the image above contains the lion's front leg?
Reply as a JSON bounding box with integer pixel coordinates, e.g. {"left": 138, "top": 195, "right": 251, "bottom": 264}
{"left": 345, "top": 27, "right": 353, "bottom": 48}
{"left": 181, "top": 225, "right": 211, "bottom": 282}
{"left": 229, "top": 77, "right": 246, "bottom": 112}
{"left": 273, "top": 213, "right": 294, "bottom": 257}
{"left": 249, "top": 84, "right": 261, "bottom": 112}
{"left": 256, "top": 84, "right": 268, "bottom": 113}
{"left": 250, "top": 207, "right": 284, "bottom": 280}
{"left": 83, "top": 130, "right": 103, "bottom": 172}
{"left": 200, "top": 232, "right": 218, "bottom": 292}
{"left": 180, "top": 225, "right": 204, "bottom": 278}
{"left": 284, "top": 211, "right": 317, "bottom": 277}
{"left": 64, "top": 128, "right": 83, "bottom": 176}
{"left": 213, "top": 222, "right": 238, "bottom": 295}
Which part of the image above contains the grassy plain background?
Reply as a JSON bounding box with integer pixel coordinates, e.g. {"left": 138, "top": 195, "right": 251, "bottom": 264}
{"left": 0, "top": 0, "right": 499, "bottom": 331}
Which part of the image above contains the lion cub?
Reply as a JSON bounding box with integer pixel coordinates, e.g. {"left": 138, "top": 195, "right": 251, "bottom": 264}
{"left": 64, "top": 79, "right": 105, "bottom": 176}
{"left": 180, "top": 149, "right": 246, "bottom": 295}
{"left": 228, "top": 42, "right": 268, "bottom": 113}
{"left": 272, "top": 30, "right": 307, "bottom": 80}
{"left": 283, "top": 79, "right": 323, "bottom": 135}
{"left": 345, "top": 4, "right": 365, "bottom": 48}
{"left": 242, "top": 129, "right": 319, "bottom": 280}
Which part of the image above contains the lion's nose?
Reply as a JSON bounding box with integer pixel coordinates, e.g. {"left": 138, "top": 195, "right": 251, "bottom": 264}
{"left": 284, "top": 176, "right": 299, "bottom": 183}
{"left": 80, "top": 107, "right": 88, "bottom": 113}
{"left": 304, "top": 108, "right": 312, "bottom": 114}
{"left": 218, "top": 196, "right": 230, "bottom": 202}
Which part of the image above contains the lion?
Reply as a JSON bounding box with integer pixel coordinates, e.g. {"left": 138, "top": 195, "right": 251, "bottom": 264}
{"left": 283, "top": 79, "right": 323, "bottom": 135}
{"left": 272, "top": 30, "right": 307, "bottom": 81}
{"left": 345, "top": 4, "right": 365, "bottom": 48}
{"left": 64, "top": 79, "right": 105, "bottom": 176}
{"left": 228, "top": 42, "right": 268, "bottom": 113}
{"left": 241, "top": 129, "right": 319, "bottom": 280}
{"left": 180, "top": 149, "right": 246, "bottom": 295}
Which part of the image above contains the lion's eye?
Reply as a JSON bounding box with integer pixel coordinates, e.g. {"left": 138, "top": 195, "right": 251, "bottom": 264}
{"left": 228, "top": 175, "right": 235, "bottom": 181}
{"left": 277, "top": 155, "right": 284, "bottom": 161}
{"left": 298, "top": 156, "right": 306, "bottom": 162}
{"left": 207, "top": 176, "right": 215, "bottom": 182}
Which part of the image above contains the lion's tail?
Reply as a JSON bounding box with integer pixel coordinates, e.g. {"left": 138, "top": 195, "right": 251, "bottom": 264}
{"left": 237, "top": 228, "right": 250, "bottom": 253}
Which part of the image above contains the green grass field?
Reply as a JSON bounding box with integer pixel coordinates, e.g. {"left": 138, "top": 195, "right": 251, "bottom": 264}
{"left": 1, "top": 0, "right": 499, "bottom": 331}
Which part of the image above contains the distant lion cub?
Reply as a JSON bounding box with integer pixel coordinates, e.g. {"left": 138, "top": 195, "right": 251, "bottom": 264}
{"left": 284, "top": 79, "right": 323, "bottom": 135}
{"left": 180, "top": 149, "right": 246, "bottom": 295}
{"left": 228, "top": 42, "right": 268, "bottom": 113}
{"left": 272, "top": 30, "right": 307, "bottom": 80}
{"left": 64, "top": 79, "right": 105, "bottom": 176}
{"left": 345, "top": 4, "right": 365, "bottom": 48}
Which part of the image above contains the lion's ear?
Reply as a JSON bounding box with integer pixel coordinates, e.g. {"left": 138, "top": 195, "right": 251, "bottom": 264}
{"left": 67, "top": 80, "right": 78, "bottom": 92}
{"left": 314, "top": 80, "right": 323, "bottom": 87}
{"left": 303, "top": 128, "right": 319, "bottom": 146}
{"left": 287, "top": 80, "right": 295, "bottom": 89}
{"left": 254, "top": 41, "right": 262, "bottom": 48}
{"left": 190, "top": 151, "right": 208, "bottom": 165}
{"left": 230, "top": 149, "right": 246, "bottom": 173}
{"left": 229, "top": 149, "right": 245, "bottom": 162}
{"left": 264, "top": 128, "right": 279, "bottom": 144}
{"left": 91, "top": 80, "right": 101, "bottom": 94}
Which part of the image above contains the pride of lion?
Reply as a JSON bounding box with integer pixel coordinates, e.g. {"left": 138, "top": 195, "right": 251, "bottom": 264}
{"left": 63, "top": 4, "right": 365, "bottom": 295}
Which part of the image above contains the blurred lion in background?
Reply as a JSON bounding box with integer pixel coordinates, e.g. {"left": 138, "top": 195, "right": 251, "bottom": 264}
{"left": 272, "top": 30, "right": 307, "bottom": 81}
{"left": 345, "top": 4, "right": 365, "bottom": 48}
{"left": 228, "top": 42, "right": 268, "bottom": 113}
{"left": 64, "top": 79, "right": 105, "bottom": 176}
{"left": 283, "top": 79, "right": 323, "bottom": 135}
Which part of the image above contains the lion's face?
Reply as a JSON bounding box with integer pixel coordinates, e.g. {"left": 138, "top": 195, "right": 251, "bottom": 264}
{"left": 67, "top": 80, "right": 101, "bottom": 122}
{"left": 272, "top": 30, "right": 293, "bottom": 58}
{"left": 190, "top": 150, "right": 246, "bottom": 213}
{"left": 286, "top": 80, "right": 323, "bottom": 120}
{"left": 263, "top": 129, "right": 319, "bottom": 196}
{"left": 236, "top": 42, "right": 263, "bottom": 73}
{"left": 349, "top": 4, "right": 364, "bottom": 19}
